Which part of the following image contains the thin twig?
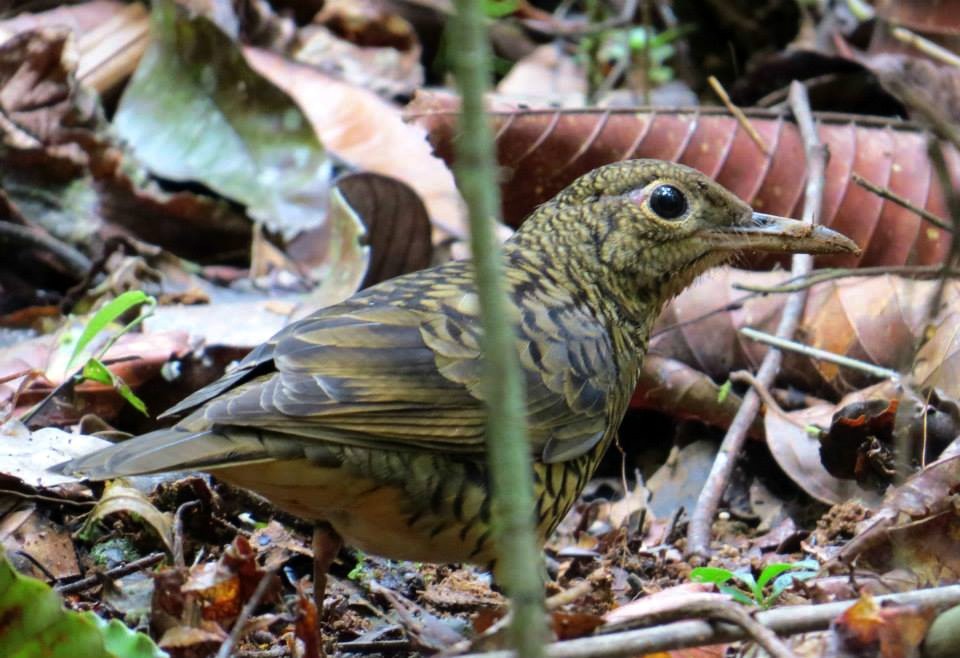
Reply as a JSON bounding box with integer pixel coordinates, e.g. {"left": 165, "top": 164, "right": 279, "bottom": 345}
{"left": 693, "top": 601, "right": 797, "bottom": 658}
{"left": 728, "top": 370, "right": 806, "bottom": 428}
{"left": 55, "top": 552, "right": 165, "bottom": 594}
{"left": 216, "top": 570, "right": 278, "bottom": 658}
{"left": 639, "top": 0, "right": 652, "bottom": 106}
{"left": 739, "top": 328, "right": 901, "bottom": 380}
{"left": 455, "top": 585, "right": 960, "bottom": 658}
{"left": 0, "top": 488, "right": 95, "bottom": 508}
{"left": 450, "top": 0, "right": 547, "bottom": 655}
{"left": 708, "top": 76, "right": 770, "bottom": 156}
{"left": 334, "top": 639, "right": 410, "bottom": 653}
{"left": 687, "top": 81, "right": 823, "bottom": 558}
{"left": 545, "top": 571, "right": 600, "bottom": 610}
{"left": 891, "top": 26, "right": 960, "bottom": 69}
{"left": 13, "top": 550, "right": 58, "bottom": 582}
{"left": 851, "top": 173, "right": 952, "bottom": 232}
{"left": 732, "top": 264, "right": 960, "bottom": 293}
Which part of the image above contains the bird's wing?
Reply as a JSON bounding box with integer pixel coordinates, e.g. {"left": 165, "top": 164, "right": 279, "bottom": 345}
{"left": 179, "top": 264, "right": 622, "bottom": 464}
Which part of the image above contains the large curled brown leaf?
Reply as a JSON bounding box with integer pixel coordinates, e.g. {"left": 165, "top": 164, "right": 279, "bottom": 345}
{"left": 409, "top": 104, "right": 960, "bottom": 268}
{"left": 649, "top": 269, "right": 960, "bottom": 398}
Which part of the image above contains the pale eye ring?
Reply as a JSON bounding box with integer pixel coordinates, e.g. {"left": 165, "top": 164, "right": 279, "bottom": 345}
{"left": 649, "top": 184, "right": 687, "bottom": 220}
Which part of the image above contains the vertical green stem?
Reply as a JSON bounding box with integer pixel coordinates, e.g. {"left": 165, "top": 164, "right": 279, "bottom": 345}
{"left": 448, "top": 3, "right": 548, "bottom": 657}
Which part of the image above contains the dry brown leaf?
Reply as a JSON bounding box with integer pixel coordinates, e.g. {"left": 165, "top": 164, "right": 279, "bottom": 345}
{"left": 410, "top": 104, "right": 960, "bottom": 268}
{"left": 913, "top": 312, "right": 960, "bottom": 399}
{"left": 296, "top": 0, "right": 424, "bottom": 98}
{"left": 82, "top": 479, "right": 174, "bottom": 552}
{"left": 244, "top": 47, "right": 465, "bottom": 242}
{"left": 652, "top": 269, "right": 960, "bottom": 397}
{"left": 765, "top": 403, "right": 879, "bottom": 506}
{"left": 496, "top": 44, "right": 587, "bottom": 106}
{"left": 837, "top": 453, "right": 960, "bottom": 582}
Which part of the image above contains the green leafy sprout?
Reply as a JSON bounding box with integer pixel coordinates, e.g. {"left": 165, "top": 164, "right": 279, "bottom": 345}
{"left": 690, "top": 558, "right": 819, "bottom": 608}
{"left": 348, "top": 551, "right": 368, "bottom": 582}
{"left": 65, "top": 290, "right": 157, "bottom": 416}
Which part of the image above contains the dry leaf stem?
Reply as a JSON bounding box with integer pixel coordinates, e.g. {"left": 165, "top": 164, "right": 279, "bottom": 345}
{"left": 687, "top": 81, "right": 822, "bottom": 557}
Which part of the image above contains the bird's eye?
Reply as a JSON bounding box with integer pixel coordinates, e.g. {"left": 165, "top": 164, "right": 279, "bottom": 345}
{"left": 649, "top": 184, "right": 687, "bottom": 220}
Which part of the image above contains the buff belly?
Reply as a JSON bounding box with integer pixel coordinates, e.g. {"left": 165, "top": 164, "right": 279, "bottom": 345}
{"left": 215, "top": 456, "right": 498, "bottom": 564}
{"left": 213, "top": 443, "right": 597, "bottom": 566}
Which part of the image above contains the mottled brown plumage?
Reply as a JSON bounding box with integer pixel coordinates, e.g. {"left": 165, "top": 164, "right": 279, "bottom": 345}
{"left": 55, "top": 160, "right": 857, "bottom": 570}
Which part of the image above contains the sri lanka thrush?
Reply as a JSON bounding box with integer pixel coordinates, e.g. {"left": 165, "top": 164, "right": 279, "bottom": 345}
{"left": 54, "top": 160, "right": 858, "bottom": 590}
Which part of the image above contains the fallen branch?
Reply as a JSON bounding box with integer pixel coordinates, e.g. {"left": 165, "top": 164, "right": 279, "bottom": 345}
{"left": 454, "top": 585, "right": 960, "bottom": 658}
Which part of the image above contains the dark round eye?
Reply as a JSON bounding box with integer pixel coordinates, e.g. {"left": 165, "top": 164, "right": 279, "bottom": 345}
{"left": 649, "top": 184, "right": 687, "bottom": 219}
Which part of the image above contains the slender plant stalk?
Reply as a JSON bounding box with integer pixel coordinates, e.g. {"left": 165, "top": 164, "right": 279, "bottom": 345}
{"left": 448, "top": 2, "right": 548, "bottom": 657}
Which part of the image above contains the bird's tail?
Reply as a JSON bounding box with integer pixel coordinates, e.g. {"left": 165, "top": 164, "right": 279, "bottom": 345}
{"left": 50, "top": 426, "right": 274, "bottom": 480}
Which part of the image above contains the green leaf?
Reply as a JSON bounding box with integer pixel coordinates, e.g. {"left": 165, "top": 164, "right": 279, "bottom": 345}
{"left": 347, "top": 551, "right": 367, "bottom": 582}
{"left": 82, "top": 358, "right": 114, "bottom": 385}
{"left": 717, "top": 583, "right": 755, "bottom": 606}
{"left": 767, "top": 570, "right": 818, "bottom": 606}
{"left": 755, "top": 562, "right": 799, "bottom": 591}
{"left": 115, "top": 379, "right": 149, "bottom": 417}
{"left": 729, "top": 569, "right": 758, "bottom": 593}
{"left": 84, "top": 613, "right": 168, "bottom": 658}
{"left": 0, "top": 548, "right": 167, "bottom": 657}
{"left": 726, "top": 570, "right": 761, "bottom": 602}
{"left": 716, "top": 379, "right": 731, "bottom": 403}
{"left": 483, "top": 0, "right": 518, "bottom": 18}
{"left": 81, "top": 359, "right": 149, "bottom": 417}
{"left": 67, "top": 291, "right": 152, "bottom": 370}
{"left": 689, "top": 566, "right": 734, "bottom": 585}
{"left": 114, "top": 0, "right": 332, "bottom": 240}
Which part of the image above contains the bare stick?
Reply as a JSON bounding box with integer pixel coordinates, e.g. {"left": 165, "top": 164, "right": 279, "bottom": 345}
{"left": 687, "top": 81, "right": 823, "bottom": 558}
{"left": 732, "top": 264, "right": 959, "bottom": 293}
{"left": 728, "top": 370, "right": 807, "bottom": 427}
{"left": 851, "top": 173, "right": 952, "bottom": 233}
{"left": 708, "top": 76, "right": 770, "bottom": 156}
{"left": 740, "top": 328, "right": 901, "bottom": 380}
{"left": 891, "top": 26, "right": 960, "bottom": 69}
{"left": 455, "top": 584, "right": 960, "bottom": 658}
{"left": 55, "top": 552, "right": 165, "bottom": 594}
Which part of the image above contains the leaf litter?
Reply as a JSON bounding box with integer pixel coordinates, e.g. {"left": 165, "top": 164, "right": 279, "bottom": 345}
{"left": 1, "top": 0, "right": 960, "bottom": 656}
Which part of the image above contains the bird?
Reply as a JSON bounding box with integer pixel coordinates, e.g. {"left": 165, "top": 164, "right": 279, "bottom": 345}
{"left": 53, "top": 159, "right": 858, "bottom": 602}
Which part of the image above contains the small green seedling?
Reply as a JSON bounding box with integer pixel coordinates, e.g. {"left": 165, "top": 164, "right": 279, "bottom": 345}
{"left": 690, "top": 558, "right": 819, "bottom": 608}
{"left": 348, "top": 551, "right": 368, "bottom": 582}
{"left": 717, "top": 379, "right": 732, "bottom": 404}
{"left": 66, "top": 290, "right": 157, "bottom": 416}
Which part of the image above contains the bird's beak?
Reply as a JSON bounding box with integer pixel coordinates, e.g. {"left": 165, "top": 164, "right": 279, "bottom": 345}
{"left": 704, "top": 212, "right": 861, "bottom": 255}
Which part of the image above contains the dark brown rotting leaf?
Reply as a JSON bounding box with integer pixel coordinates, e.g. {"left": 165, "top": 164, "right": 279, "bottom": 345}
{"left": 337, "top": 172, "right": 433, "bottom": 288}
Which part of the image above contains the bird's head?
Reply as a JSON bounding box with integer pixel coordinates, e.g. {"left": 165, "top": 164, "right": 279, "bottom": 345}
{"left": 513, "top": 159, "right": 859, "bottom": 320}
